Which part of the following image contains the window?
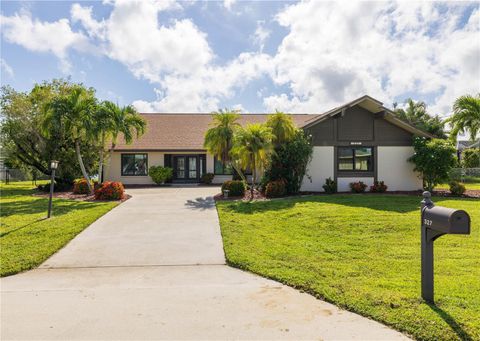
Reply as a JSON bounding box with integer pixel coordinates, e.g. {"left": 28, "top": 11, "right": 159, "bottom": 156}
{"left": 214, "top": 157, "right": 233, "bottom": 175}
{"left": 338, "top": 147, "right": 373, "bottom": 172}
{"left": 121, "top": 154, "right": 148, "bottom": 176}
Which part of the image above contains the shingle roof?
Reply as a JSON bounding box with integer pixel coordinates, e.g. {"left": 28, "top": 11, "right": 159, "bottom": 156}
{"left": 113, "top": 114, "right": 320, "bottom": 151}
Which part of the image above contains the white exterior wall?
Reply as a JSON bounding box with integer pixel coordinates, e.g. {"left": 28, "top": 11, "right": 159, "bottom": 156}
{"left": 300, "top": 147, "right": 334, "bottom": 192}
{"left": 337, "top": 177, "right": 374, "bottom": 192}
{"left": 377, "top": 146, "right": 422, "bottom": 191}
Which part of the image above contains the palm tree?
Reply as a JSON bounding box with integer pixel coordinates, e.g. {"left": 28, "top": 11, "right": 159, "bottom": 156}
{"left": 43, "top": 86, "right": 97, "bottom": 194}
{"left": 203, "top": 109, "right": 246, "bottom": 181}
{"left": 95, "top": 101, "right": 146, "bottom": 182}
{"left": 447, "top": 94, "right": 480, "bottom": 142}
{"left": 266, "top": 110, "right": 297, "bottom": 145}
{"left": 231, "top": 123, "right": 274, "bottom": 198}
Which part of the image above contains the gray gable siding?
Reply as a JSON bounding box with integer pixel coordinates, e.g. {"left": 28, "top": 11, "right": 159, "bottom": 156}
{"left": 304, "top": 105, "right": 414, "bottom": 146}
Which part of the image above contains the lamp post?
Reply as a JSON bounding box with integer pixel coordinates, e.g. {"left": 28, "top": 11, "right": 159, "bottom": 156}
{"left": 47, "top": 160, "right": 59, "bottom": 218}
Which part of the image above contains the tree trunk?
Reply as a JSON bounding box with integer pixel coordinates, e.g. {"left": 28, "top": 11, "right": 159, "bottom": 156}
{"left": 251, "top": 155, "right": 255, "bottom": 199}
{"left": 75, "top": 139, "right": 94, "bottom": 194}
{"left": 98, "top": 132, "right": 105, "bottom": 184}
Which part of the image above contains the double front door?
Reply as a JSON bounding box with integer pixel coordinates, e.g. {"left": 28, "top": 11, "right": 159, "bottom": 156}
{"left": 172, "top": 155, "right": 205, "bottom": 182}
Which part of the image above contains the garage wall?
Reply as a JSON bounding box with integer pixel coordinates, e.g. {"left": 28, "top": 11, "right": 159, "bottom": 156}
{"left": 301, "top": 147, "right": 334, "bottom": 192}
{"left": 377, "top": 146, "right": 422, "bottom": 191}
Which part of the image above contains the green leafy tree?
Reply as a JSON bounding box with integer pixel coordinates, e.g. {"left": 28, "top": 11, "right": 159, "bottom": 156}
{"left": 43, "top": 86, "right": 97, "bottom": 193}
{"left": 0, "top": 81, "right": 97, "bottom": 185}
{"left": 266, "top": 111, "right": 296, "bottom": 145}
{"left": 203, "top": 109, "right": 246, "bottom": 181}
{"left": 262, "top": 130, "right": 313, "bottom": 194}
{"left": 95, "top": 101, "right": 146, "bottom": 182}
{"left": 394, "top": 99, "right": 446, "bottom": 138}
{"left": 446, "top": 94, "right": 480, "bottom": 142}
{"left": 408, "top": 137, "right": 456, "bottom": 191}
{"left": 462, "top": 148, "right": 480, "bottom": 168}
{"left": 231, "top": 123, "right": 274, "bottom": 198}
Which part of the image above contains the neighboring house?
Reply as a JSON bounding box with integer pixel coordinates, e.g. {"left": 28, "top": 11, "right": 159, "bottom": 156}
{"left": 104, "top": 95, "right": 433, "bottom": 191}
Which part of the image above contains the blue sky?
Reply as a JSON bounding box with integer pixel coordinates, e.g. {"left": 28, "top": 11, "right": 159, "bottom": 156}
{"left": 1, "top": 1, "right": 479, "bottom": 116}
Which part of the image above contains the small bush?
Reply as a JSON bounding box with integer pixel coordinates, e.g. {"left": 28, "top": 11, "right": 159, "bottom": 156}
{"left": 322, "top": 177, "right": 337, "bottom": 194}
{"left": 350, "top": 181, "right": 368, "bottom": 193}
{"left": 265, "top": 179, "right": 286, "bottom": 198}
{"left": 73, "top": 178, "right": 93, "bottom": 194}
{"left": 149, "top": 166, "right": 173, "bottom": 184}
{"left": 370, "top": 181, "right": 388, "bottom": 193}
{"left": 221, "top": 180, "right": 245, "bottom": 197}
{"left": 37, "top": 181, "right": 72, "bottom": 192}
{"left": 94, "top": 181, "right": 125, "bottom": 200}
{"left": 449, "top": 181, "right": 466, "bottom": 196}
{"left": 201, "top": 173, "right": 215, "bottom": 184}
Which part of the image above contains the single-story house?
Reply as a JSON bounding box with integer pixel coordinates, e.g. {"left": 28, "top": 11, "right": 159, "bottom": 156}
{"left": 104, "top": 95, "right": 433, "bottom": 191}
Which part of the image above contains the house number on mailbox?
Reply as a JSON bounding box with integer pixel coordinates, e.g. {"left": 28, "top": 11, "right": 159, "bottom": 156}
{"left": 423, "top": 219, "right": 433, "bottom": 226}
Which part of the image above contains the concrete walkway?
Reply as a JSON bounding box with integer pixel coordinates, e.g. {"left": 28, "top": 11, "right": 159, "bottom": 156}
{"left": 1, "top": 187, "right": 410, "bottom": 340}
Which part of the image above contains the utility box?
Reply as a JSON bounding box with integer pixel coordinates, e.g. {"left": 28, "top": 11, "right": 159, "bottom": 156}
{"left": 420, "top": 191, "right": 471, "bottom": 303}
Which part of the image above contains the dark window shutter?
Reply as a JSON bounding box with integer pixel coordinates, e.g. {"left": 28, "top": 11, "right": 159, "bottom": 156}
{"left": 164, "top": 154, "right": 172, "bottom": 168}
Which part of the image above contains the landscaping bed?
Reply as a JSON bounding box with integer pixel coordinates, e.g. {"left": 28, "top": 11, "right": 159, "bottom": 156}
{"left": 216, "top": 194, "right": 480, "bottom": 341}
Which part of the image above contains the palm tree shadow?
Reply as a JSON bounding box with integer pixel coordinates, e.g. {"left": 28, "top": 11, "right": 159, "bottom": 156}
{"left": 185, "top": 197, "right": 216, "bottom": 210}
{"left": 0, "top": 218, "right": 48, "bottom": 238}
{"left": 427, "top": 303, "right": 473, "bottom": 341}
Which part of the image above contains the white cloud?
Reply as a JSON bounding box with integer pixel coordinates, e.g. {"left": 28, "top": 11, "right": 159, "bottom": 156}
{"left": 1, "top": 58, "right": 14, "bottom": 79}
{"left": 265, "top": 2, "right": 480, "bottom": 115}
{"left": 224, "top": 0, "right": 236, "bottom": 11}
{"left": 0, "top": 11, "right": 91, "bottom": 73}
{"left": 251, "top": 20, "right": 271, "bottom": 52}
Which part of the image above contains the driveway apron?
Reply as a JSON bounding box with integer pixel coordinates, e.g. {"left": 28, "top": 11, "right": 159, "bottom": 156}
{"left": 1, "top": 186, "right": 410, "bottom": 340}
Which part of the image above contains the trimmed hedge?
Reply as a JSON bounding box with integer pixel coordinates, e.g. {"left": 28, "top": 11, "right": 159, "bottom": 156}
{"left": 94, "top": 181, "right": 125, "bottom": 200}
{"left": 73, "top": 178, "right": 93, "bottom": 194}
{"left": 221, "top": 180, "right": 245, "bottom": 197}
{"left": 201, "top": 173, "right": 215, "bottom": 184}
{"left": 149, "top": 166, "right": 173, "bottom": 184}
{"left": 265, "top": 179, "right": 286, "bottom": 198}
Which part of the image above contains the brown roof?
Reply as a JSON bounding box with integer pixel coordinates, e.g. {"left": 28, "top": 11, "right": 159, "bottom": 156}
{"left": 114, "top": 114, "right": 320, "bottom": 151}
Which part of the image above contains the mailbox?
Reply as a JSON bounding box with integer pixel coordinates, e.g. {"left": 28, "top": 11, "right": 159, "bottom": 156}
{"left": 420, "top": 191, "right": 471, "bottom": 303}
{"left": 422, "top": 206, "right": 470, "bottom": 234}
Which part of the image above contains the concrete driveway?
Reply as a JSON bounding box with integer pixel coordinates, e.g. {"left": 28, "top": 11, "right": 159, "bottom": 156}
{"left": 1, "top": 186, "right": 410, "bottom": 340}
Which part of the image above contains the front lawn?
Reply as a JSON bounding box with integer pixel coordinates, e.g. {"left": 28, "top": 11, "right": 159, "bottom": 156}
{"left": 0, "top": 182, "right": 118, "bottom": 277}
{"left": 217, "top": 195, "right": 479, "bottom": 341}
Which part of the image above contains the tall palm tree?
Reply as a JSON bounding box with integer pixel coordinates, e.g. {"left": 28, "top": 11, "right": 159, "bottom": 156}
{"left": 43, "top": 86, "right": 97, "bottom": 193}
{"left": 105, "top": 103, "right": 146, "bottom": 181}
{"left": 231, "top": 123, "right": 274, "bottom": 198}
{"left": 447, "top": 94, "right": 480, "bottom": 142}
{"left": 266, "top": 110, "right": 297, "bottom": 145}
{"left": 95, "top": 101, "right": 146, "bottom": 182}
{"left": 394, "top": 99, "right": 445, "bottom": 138}
{"left": 203, "top": 109, "right": 246, "bottom": 181}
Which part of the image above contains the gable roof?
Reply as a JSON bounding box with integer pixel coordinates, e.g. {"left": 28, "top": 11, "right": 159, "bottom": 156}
{"left": 114, "top": 114, "right": 320, "bottom": 151}
{"left": 302, "top": 95, "right": 435, "bottom": 138}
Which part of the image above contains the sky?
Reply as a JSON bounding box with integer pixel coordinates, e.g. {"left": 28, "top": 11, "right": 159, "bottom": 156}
{"left": 1, "top": 0, "right": 479, "bottom": 117}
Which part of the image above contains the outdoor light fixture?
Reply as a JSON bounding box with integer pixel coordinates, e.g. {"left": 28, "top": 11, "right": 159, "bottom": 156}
{"left": 47, "top": 160, "right": 59, "bottom": 218}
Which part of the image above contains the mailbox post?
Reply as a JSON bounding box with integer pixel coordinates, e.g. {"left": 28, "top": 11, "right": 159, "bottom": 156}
{"left": 420, "top": 191, "right": 471, "bottom": 303}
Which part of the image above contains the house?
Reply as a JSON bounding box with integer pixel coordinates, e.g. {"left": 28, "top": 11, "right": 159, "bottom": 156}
{"left": 104, "top": 95, "right": 433, "bottom": 191}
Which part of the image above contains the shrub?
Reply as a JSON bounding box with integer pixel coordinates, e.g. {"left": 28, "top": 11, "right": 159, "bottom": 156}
{"left": 262, "top": 130, "right": 313, "bottom": 194}
{"left": 322, "top": 177, "right": 337, "bottom": 194}
{"left": 408, "top": 137, "right": 456, "bottom": 191}
{"left": 350, "top": 181, "right": 368, "bottom": 193}
{"left": 37, "top": 181, "right": 71, "bottom": 192}
{"left": 449, "top": 181, "right": 466, "bottom": 196}
{"left": 265, "top": 179, "right": 286, "bottom": 198}
{"left": 73, "top": 178, "right": 93, "bottom": 194}
{"left": 201, "top": 173, "right": 215, "bottom": 184}
{"left": 149, "top": 166, "right": 173, "bottom": 184}
{"left": 370, "top": 181, "right": 388, "bottom": 193}
{"left": 94, "top": 181, "right": 125, "bottom": 200}
{"left": 221, "top": 180, "right": 245, "bottom": 197}
{"left": 462, "top": 148, "right": 480, "bottom": 168}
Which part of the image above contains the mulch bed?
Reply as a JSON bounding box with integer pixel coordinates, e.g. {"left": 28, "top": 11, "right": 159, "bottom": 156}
{"left": 214, "top": 189, "right": 480, "bottom": 201}
{"left": 33, "top": 191, "right": 131, "bottom": 202}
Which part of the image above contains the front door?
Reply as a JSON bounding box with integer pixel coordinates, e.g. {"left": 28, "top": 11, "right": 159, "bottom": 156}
{"left": 173, "top": 155, "right": 200, "bottom": 182}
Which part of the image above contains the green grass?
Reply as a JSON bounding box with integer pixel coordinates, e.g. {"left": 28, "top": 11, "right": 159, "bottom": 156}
{"left": 1, "top": 181, "right": 118, "bottom": 277}
{"left": 437, "top": 181, "right": 480, "bottom": 190}
{"left": 217, "top": 195, "right": 480, "bottom": 341}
